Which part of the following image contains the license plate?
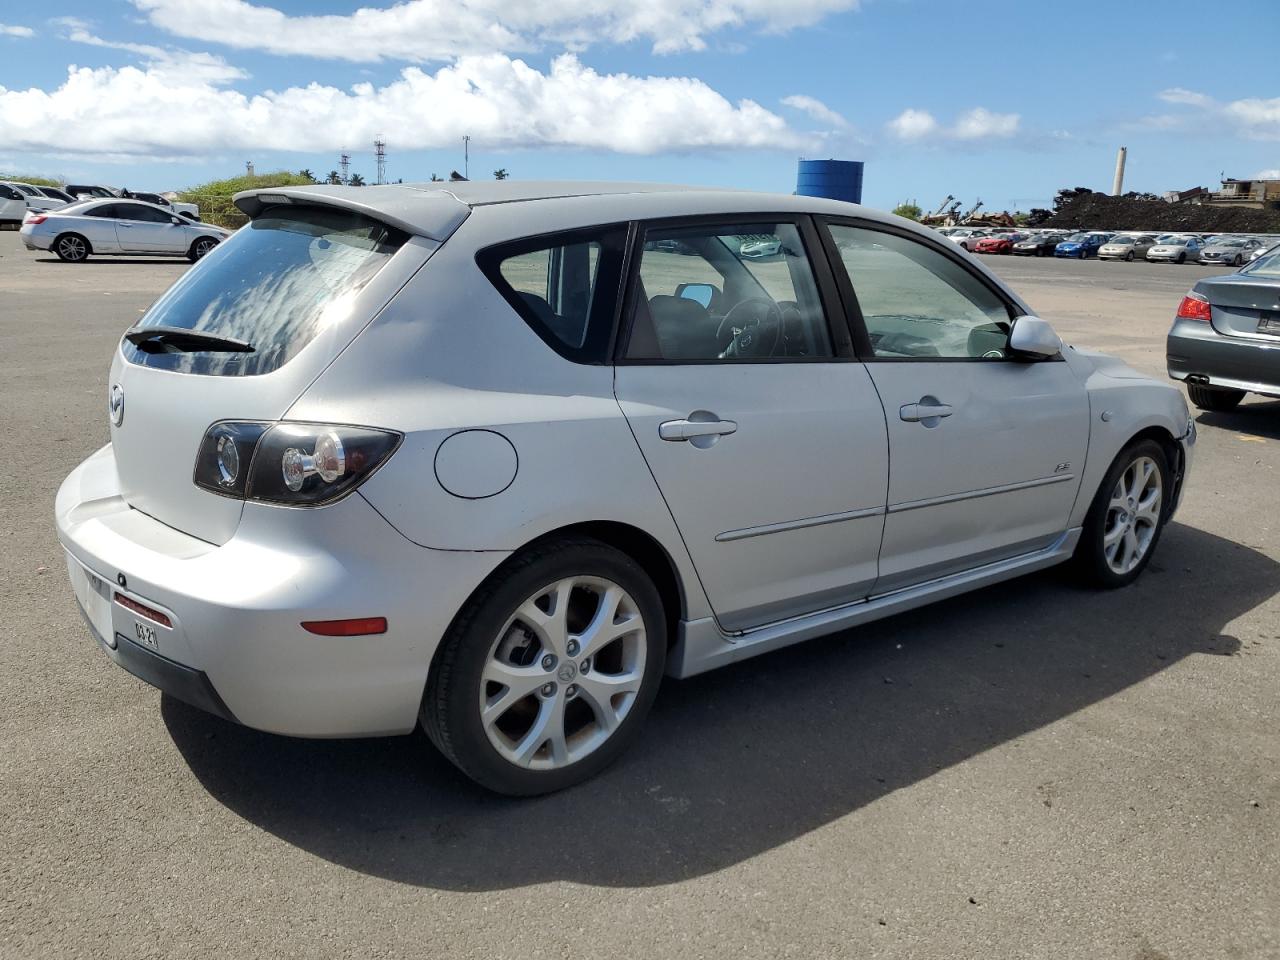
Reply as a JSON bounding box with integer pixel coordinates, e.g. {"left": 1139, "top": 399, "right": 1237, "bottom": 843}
{"left": 1258, "top": 315, "right": 1280, "bottom": 335}
{"left": 128, "top": 618, "right": 160, "bottom": 651}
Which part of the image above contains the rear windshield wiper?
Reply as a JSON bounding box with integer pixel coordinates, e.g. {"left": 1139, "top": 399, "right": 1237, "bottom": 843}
{"left": 124, "top": 326, "right": 255, "bottom": 354}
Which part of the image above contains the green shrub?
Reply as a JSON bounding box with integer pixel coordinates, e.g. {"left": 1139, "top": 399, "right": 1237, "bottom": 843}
{"left": 175, "top": 170, "right": 316, "bottom": 228}
{"left": 0, "top": 173, "right": 63, "bottom": 188}
{"left": 891, "top": 202, "right": 923, "bottom": 221}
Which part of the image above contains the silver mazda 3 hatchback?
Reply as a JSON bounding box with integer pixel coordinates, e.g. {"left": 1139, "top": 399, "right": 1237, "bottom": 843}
{"left": 57, "top": 182, "right": 1195, "bottom": 794}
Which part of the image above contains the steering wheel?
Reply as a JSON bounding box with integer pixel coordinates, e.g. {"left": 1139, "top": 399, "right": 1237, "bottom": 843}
{"left": 717, "top": 298, "right": 783, "bottom": 359}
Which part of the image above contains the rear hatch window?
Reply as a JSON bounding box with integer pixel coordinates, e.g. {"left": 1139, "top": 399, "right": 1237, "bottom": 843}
{"left": 123, "top": 206, "right": 407, "bottom": 376}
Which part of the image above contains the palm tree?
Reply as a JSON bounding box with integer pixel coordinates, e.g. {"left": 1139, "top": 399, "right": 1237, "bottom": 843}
{"left": 348, "top": 173, "right": 366, "bottom": 186}
{"left": 493, "top": 168, "right": 509, "bottom": 180}
{"left": 298, "top": 168, "right": 316, "bottom": 183}
{"left": 326, "top": 170, "right": 341, "bottom": 185}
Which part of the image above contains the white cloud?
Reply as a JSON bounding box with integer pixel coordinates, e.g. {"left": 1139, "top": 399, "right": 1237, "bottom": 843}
{"left": 887, "top": 108, "right": 937, "bottom": 140}
{"left": 1255, "top": 168, "right": 1280, "bottom": 180}
{"left": 0, "top": 53, "right": 811, "bottom": 160}
{"left": 131, "top": 0, "right": 861, "bottom": 61}
{"left": 0, "top": 24, "right": 36, "bottom": 37}
{"left": 951, "top": 107, "right": 1019, "bottom": 140}
{"left": 1151, "top": 88, "right": 1280, "bottom": 141}
{"left": 887, "top": 106, "right": 1018, "bottom": 142}
{"left": 55, "top": 19, "right": 249, "bottom": 83}
{"left": 781, "top": 94, "right": 848, "bottom": 129}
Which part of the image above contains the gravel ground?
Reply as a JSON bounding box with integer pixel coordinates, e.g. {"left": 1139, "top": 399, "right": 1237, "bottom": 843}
{"left": 1, "top": 233, "right": 1276, "bottom": 960}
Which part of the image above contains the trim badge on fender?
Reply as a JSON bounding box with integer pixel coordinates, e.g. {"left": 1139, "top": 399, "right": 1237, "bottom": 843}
{"left": 109, "top": 384, "right": 124, "bottom": 426}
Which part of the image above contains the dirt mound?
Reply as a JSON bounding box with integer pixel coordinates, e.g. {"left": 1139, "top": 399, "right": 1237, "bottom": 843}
{"left": 1042, "top": 191, "right": 1280, "bottom": 233}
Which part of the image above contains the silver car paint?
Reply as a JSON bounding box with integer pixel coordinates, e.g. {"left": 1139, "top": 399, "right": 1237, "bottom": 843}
{"left": 56, "top": 181, "right": 1194, "bottom": 735}
{"left": 19, "top": 198, "right": 227, "bottom": 256}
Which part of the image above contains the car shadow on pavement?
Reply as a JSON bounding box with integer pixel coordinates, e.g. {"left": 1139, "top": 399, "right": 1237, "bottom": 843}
{"left": 33, "top": 257, "right": 190, "bottom": 266}
{"left": 1196, "top": 400, "right": 1280, "bottom": 440}
{"left": 164, "top": 521, "right": 1273, "bottom": 890}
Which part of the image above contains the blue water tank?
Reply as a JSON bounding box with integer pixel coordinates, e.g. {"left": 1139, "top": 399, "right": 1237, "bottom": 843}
{"left": 796, "top": 159, "right": 864, "bottom": 205}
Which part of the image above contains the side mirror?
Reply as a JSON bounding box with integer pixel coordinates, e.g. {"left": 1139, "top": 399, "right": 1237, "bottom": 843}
{"left": 171, "top": 216, "right": 184, "bottom": 225}
{"left": 1008, "top": 315, "right": 1062, "bottom": 359}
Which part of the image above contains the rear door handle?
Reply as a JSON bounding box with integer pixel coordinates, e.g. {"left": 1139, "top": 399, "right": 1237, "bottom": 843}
{"left": 900, "top": 397, "right": 954, "bottom": 424}
{"left": 659, "top": 417, "right": 738, "bottom": 442}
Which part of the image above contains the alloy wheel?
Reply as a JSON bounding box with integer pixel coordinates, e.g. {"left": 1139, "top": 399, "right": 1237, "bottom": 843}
{"left": 479, "top": 576, "right": 647, "bottom": 770}
{"left": 1103, "top": 455, "right": 1162, "bottom": 575}
{"left": 57, "top": 236, "right": 87, "bottom": 261}
{"left": 194, "top": 239, "right": 216, "bottom": 259}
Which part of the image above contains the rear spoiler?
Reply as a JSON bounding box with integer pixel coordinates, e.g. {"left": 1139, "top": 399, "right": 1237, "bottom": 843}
{"left": 233, "top": 185, "right": 470, "bottom": 242}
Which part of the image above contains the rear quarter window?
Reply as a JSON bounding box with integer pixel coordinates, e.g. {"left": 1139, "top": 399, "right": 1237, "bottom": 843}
{"left": 122, "top": 205, "right": 406, "bottom": 376}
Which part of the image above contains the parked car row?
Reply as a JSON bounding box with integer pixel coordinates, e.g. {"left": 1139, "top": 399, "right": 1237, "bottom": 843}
{"left": 937, "top": 223, "right": 1278, "bottom": 267}
{"left": 1, "top": 181, "right": 200, "bottom": 227}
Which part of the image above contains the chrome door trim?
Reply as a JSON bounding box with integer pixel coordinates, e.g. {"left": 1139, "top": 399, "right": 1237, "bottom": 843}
{"left": 715, "top": 505, "right": 885, "bottom": 543}
{"left": 887, "top": 472, "right": 1075, "bottom": 514}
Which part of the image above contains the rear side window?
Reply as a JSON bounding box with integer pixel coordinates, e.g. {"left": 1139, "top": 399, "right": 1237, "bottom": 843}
{"left": 123, "top": 206, "right": 406, "bottom": 376}
{"left": 478, "top": 225, "right": 628, "bottom": 363}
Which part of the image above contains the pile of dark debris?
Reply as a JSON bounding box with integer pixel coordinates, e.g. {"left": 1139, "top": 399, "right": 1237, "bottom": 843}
{"left": 1026, "top": 187, "right": 1280, "bottom": 233}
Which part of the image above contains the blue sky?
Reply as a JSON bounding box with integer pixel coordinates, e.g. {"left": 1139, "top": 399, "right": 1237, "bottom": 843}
{"left": 1, "top": 0, "right": 1277, "bottom": 211}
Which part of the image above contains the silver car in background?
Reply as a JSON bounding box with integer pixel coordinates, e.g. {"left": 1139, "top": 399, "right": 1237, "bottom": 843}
{"left": 55, "top": 181, "right": 1193, "bottom": 795}
{"left": 0, "top": 180, "right": 65, "bottom": 213}
{"left": 1167, "top": 245, "right": 1280, "bottom": 409}
{"left": 1199, "top": 237, "right": 1264, "bottom": 267}
{"left": 1147, "top": 235, "right": 1203, "bottom": 263}
{"left": 19, "top": 198, "right": 229, "bottom": 262}
{"left": 1098, "top": 235, "right": 1157, "bottom": 261}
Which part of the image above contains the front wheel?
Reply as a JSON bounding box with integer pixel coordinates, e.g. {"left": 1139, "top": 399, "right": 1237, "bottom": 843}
{"left": 1074, "top": 440, "right": 1170, "bottom": 588}
{"left": 421, "top": 538, "right": 667, "bottom": 795}
{"left": 1187, "top": 383, "right": 1245, "bottom": 411}
{"left": 189, "top": 237, "right": 218, "bottom": 261}
{"left": 1177, "top": 253, "right": 1186, "bottom": 264}
{"left": 1126, "top": 252, "right": 1134, "bottom": 262}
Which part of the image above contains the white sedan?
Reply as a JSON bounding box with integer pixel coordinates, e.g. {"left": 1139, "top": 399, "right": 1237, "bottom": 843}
{"left": 19, "top": 198, "right": 229, "bottom": 262}
{"left": 56, "top": 181, "right": 1193, "bottom": 794}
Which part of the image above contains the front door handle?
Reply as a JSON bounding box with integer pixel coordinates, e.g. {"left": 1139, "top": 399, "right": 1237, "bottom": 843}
{"left": 659, "top": 414, "right": 738, "bottom": 443}
{"left": 900, "top": 396, "right": 954, "bottom": 425}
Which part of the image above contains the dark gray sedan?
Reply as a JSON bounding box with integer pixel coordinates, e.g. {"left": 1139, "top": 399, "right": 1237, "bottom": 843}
{"left": 1167, "top": 248, "right": 1280, "bottom": 410}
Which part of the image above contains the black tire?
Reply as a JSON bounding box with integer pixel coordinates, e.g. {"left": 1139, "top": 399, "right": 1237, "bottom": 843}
{"left": 188, "top": 237, "right": 219, "bottom": 262}
{"left": 1126, "top": 252, "right": 1134, "bottom": 262}
{"left": 421, "top": 537, "right": 667, "bottom": 795}
{"left": 1187, "top": 383, "right": 1246, "bottom": 411}
{"left": 53, "top": 233, "right": 90, "bottom": 263}
{"left": 1233, "top": 255, "right": 1243, "bottom": 267}
{"left": 1177, "top": 253, "right": 1186, "bottom": 264}
{"left": 1074, "top": 439, "right": 1171, "bottom": 588}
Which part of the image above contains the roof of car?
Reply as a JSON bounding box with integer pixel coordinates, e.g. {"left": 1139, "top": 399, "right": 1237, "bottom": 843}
{"left": 233, "top": 180, "right": 891, "bottom": 242}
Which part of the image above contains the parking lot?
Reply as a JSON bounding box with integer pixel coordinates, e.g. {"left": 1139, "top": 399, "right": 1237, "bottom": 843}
{"left": 2, "top": 229, "right": 1277, "bottom": 959}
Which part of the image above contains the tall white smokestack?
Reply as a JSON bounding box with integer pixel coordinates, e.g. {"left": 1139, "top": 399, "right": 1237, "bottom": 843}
{"left": 1112, "top": 146, "right": 1127, "bottom": 196}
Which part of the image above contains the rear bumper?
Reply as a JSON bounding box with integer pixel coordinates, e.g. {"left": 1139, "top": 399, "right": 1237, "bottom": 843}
{"left": 1167, "top": 319, "right": 1280, "bottom": 397}
{"left": 57, "top": 444, "right": 508, "bottom": 737}
{"left": 19, "top": 228, "right": 51, "bottom": 251}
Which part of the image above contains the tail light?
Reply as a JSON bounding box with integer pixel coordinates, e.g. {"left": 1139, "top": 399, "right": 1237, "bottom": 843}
{"left": 193, "top": 421, "right": 401, "bottom": 506}
{"left": 24, "top": 214, "right": 47, "bottom": 225}
{"left": 1175, "top": 292, "right": 1212, "bottom": 322}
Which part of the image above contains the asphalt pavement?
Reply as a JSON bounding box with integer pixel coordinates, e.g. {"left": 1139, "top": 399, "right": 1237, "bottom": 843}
{"left": 1, "top": 233, "right": 1276, "bottom": 960}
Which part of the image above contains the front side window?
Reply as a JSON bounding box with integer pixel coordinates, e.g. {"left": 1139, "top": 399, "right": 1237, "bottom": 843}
{"left": 124, "top": 205, "right": 406, "bottom": 376}
{"left": 827, "top": 224, "right": 1013, "bottom": 360}
{"left": 625, "top": 221, "right": 833, "bottom": 362}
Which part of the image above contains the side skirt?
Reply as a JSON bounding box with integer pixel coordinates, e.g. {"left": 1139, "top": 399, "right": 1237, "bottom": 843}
{"left": 667, "top": 528, "right": 1082, "bottom": 679}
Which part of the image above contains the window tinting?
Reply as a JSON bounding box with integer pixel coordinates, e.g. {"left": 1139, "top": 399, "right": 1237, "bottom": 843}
{"left": 117, "top": 203, "right": 172, "bottom": 223}
{"left": 84, "top": 204, "right": 119, "bottom": 218}
{"left": 625, "top": 221, "right": 832, "bottom": 362}
{"left": 828, "top": 224, "right": 1013, "bottom": 359}
{"left": 123, "top": 206, "right": 406, "bottom": 377}
{"left": 479, "top": 226, "right": 627, "bottom": 363}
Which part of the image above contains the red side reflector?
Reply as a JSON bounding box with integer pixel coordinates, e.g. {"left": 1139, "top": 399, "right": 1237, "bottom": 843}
{"left": 301, "top": 617, "right": 388, "bottom": 637}
{"left": 1176, "top": 293, "right": 1212, "bottom": 322}
{"left": 114, "top": 592, "right": 173, "bottom": 628}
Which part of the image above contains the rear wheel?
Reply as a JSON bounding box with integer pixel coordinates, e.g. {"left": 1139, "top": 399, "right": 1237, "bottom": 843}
{"left": 1074, "top": 440, "right": 1169, "bottom": 588}
{"left": 1187, "top": 383, "right": 1245, "bottom": 411}
{"left": 421, "top": 538, "right": 667, "bottom": 795}
{"left": 53, "top": 233, "right": 90, "bottom": 262}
